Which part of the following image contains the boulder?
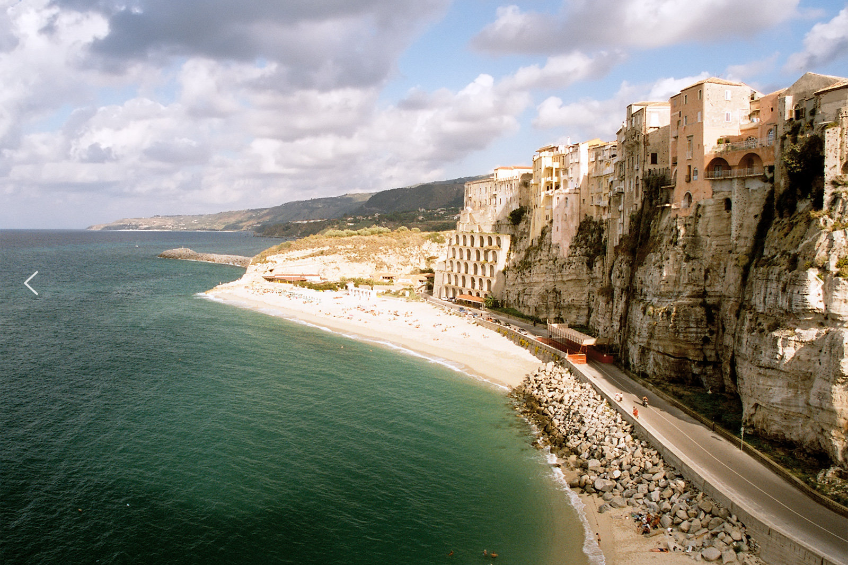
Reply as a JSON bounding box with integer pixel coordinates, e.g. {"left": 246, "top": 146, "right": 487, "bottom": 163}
{"left": 698, "top": 499, "right": 714, "bottom": 514}
{"left": 609, "top": 496, "right": 627, "bottom": 509}
{"left": 708, "top": 516, "right": 725, "bottom": 530}
{"left": 701, "top": 547, "right": 722, "bottom": 562}
{"left": 690, "top": 518, "right": 702, "bottom": 532}
{"left": 721, "top": 549, "right": 738, "bottom": 563}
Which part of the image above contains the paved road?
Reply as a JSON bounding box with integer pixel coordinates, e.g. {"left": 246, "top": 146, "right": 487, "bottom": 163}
{"left": 578, "top": 359, "right": 848, "bottom": 565}
{"left": 425, "top": 297, "right": 848, "bottom": 563}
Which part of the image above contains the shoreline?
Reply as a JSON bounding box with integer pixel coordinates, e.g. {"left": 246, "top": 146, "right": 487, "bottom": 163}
{"left": 205, "top": 276, "right": 541, "bottom": 389}
{"left": 204, "top": 277, "right": 713, "bottom": 565}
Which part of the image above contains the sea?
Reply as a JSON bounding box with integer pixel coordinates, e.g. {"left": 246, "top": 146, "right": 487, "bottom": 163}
{"left": 1, "top": 230, "right": 597, "bottom": 565}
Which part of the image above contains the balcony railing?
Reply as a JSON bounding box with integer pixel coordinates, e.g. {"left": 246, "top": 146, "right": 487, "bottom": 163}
{"left": 715, "top": 137, "right": 773, "bottom": 153}
{"left": 704, "top": 167, "right": 764, "bottom": 180}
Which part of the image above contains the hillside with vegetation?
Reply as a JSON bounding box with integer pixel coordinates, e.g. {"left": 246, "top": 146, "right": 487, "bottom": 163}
{"left": 88, "top": 176, "right": 481, "bottom": 233}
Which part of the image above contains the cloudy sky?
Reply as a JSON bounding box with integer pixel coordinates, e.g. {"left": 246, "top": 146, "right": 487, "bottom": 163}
{"left": 2, "top": 0, "right": 847, "bottom": 228}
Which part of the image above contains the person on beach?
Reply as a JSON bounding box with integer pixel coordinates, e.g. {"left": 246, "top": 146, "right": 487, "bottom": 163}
{"left": 633, "top": 407, "right": 639, "bottom": 418}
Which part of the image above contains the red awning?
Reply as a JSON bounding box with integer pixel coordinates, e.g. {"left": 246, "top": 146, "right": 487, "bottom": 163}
{"left": 456, "top": 294, "right": 485, "bottom": 304}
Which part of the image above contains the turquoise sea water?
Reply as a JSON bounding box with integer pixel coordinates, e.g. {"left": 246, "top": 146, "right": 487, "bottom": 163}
{"left": 1, "top": 230, "right": 594, "bottom": 565}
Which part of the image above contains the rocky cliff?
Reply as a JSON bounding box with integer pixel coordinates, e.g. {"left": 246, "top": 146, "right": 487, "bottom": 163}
{"left": 503, "top": 186, "right": 848, "bottom": 469}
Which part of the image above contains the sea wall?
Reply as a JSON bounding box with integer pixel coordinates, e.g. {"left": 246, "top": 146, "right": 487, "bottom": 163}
{"left": 515, "top": 364, "right": 765, "bottom": 564}
{"left": 158, "top": 248, "right": 252, "bottom": 267}
{"left": 517, "top": 363, "right": 843, "bottom": 565}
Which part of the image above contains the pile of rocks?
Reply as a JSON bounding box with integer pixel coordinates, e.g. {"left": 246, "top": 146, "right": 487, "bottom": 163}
{"left": 512, "top": 363, "right": 764, "bottom": 564}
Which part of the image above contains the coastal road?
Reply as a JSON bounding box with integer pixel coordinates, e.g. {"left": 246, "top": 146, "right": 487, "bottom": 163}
{"left": 576, "top": 360, "right": 848, "bottom": 565}
{"left": 424, "top": 297, "right": 848, "bottom": 562}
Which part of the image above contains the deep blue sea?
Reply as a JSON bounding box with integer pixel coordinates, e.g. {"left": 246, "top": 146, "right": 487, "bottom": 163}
{"left": 1, "top": 230, "right": 594, "bottom": 565}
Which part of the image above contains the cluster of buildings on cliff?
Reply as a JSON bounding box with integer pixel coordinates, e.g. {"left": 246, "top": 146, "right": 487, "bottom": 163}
{"left": 434, "top": 72, "right": 848, "bottom": 304}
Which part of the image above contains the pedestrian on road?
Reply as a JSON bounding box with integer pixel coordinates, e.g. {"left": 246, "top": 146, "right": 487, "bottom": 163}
{"left": 633, "top": 407, "right": 639, "bottom": 418}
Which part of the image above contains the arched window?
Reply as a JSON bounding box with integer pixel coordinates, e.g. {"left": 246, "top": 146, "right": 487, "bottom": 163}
{"left": 470, "top": 278, "right": 476, "bottom": 289}
{"left": 451, "top": 248, "right": 456, "bottom": 259}
{"left": 464, "top": 262, "right": 469, "bottom": 274}
{"left": 682, "top": 192, "right": 693, "bottom": 209}
{"left": 487, "top": 279, "right": 492, "bottom": 291}
{"left": 462, "top": 235, "right": 467, "bottom": 246}
{"left": 475, "top": 249, "right": 481, "bottom": 261}
{"left": 473, "top": 264, "right": 478, "bottom": 275}
{"left": 489, "top": 265, "right": 495, "bottom": 277}
{"left": 496, "top": 237, "right": 501, "bottom": 247}
{"left": 461, "top": 275, "right": 466, "bottom": 288}
{"left": 478, "top": 235, "right": 484, "bottom": 247}
{"left": 491, "top": 251, "right": 498, "bottom": 263}
{"left": 488, "top": 236, "right": 493, "bottom": 246}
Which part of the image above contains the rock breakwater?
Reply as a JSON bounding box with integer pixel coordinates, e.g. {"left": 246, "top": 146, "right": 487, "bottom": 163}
{"left": 512, "top": 363, "right": 765, "bottom": 563}
{"left": 158, "top": 248, "right": 251, "bottom": 267}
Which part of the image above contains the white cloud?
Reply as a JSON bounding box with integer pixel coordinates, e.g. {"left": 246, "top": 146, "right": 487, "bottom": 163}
{"left": 473, "top": 0, "right": 800, "bottom": 54}
{"left": 533, "top": 73, "right": 710, "bottom": 140}
{"left": 784, "top": 7, "right": 848, "bottom": 72}
{"left": 499, "top": 50, "right": 626, "bottom": 92}
{"left": 725, "top": 53, "right": 780, "bottom": 82}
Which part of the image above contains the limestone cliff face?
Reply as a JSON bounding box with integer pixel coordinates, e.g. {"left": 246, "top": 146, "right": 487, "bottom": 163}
{"left": 502, "top": 221, "right": 605, "bottom": 324}
{"left": 503, "top": 187, "right": 848, "bottom": 466}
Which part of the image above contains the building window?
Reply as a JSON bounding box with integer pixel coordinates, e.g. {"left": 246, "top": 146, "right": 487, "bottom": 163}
{"left": 651, "top": 153, "right": 658, "bottom": 165}
{"left": 682, "top": 192, "right": 692, "bottom": 208}
{"left": 725, "top": 111, "right": 732, "bottom": 122}
{"left": 697, "top": 111, "right": 702, "bottom": 122}
{"left": 684, "top": 94, "right": 688, "bottom": 104}
{"left": 693, "top": 168, "right": 698, "bottom": 180}
{"left": 698, "top": 89, "right": 702, "bottom": 100}
{"left": 684, "top": 115, "right": 688, "bottom": 126}
{"left": 725, "top": 90, "right": 731, "bottom": 100}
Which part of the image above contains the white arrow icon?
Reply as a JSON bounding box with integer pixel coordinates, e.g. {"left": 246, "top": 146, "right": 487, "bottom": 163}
{"left": 24, "top": 271, "right": 38, "bottom": 295}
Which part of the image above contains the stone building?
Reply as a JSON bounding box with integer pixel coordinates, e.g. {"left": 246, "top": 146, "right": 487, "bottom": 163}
{"left": 433, "top": 231, "right": 511, "bottom": 301}
{"left": 609, "top": 102, "right": 670, "bottom": 247}
{"left": 670, "top": 79, "right": 758, "bottom": 215}
{"left": 530, "top": 144, "right": 562, "bottom": 240}
{"left": 433, "top": 167, "right": 526, "bottom": 301}
{"left": 774, "top": 73, "right": 848, "bottom": 208}
{"left": 461, "top": 166, "right": 531, "bottom": 232}
{"left": 588, "top": 140, "right": 618, "bottom": 221}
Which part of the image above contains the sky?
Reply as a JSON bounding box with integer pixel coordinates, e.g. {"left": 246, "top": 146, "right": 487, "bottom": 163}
{"left": 1, "top": 0, "right": 848, "bottom": 228}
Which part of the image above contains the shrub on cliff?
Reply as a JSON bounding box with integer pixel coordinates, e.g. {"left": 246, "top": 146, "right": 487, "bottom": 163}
{"left": 508, "top": 206, "right": 527, "bottom": 225}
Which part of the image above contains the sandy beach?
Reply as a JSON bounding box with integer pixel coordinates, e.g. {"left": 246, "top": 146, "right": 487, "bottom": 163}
{"left": 206, "top": 275, "right": 541, "bottom": 388}
{"left": 206, "top": 276, "right": 707, "bottom": 565}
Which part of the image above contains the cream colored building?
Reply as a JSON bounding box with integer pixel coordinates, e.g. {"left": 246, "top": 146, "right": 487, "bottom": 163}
{"left": 588, "top": 140, "right": 618, "bottom": 220}
{"left": 460, "top": 166, "right": 531, "bottom": 233}
{"left": 433, "top": 231, "right": 511, "bottom": 300}
{"left": 434, "top": 166, "right": 528, "bottom": 301}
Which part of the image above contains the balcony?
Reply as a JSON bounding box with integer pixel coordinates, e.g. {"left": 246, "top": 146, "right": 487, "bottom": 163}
{"left": 704, "top": 167, "right": 764, "bottom": 180}
{"left": 715, "top": 137, "right": 773, "bottom": 153}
